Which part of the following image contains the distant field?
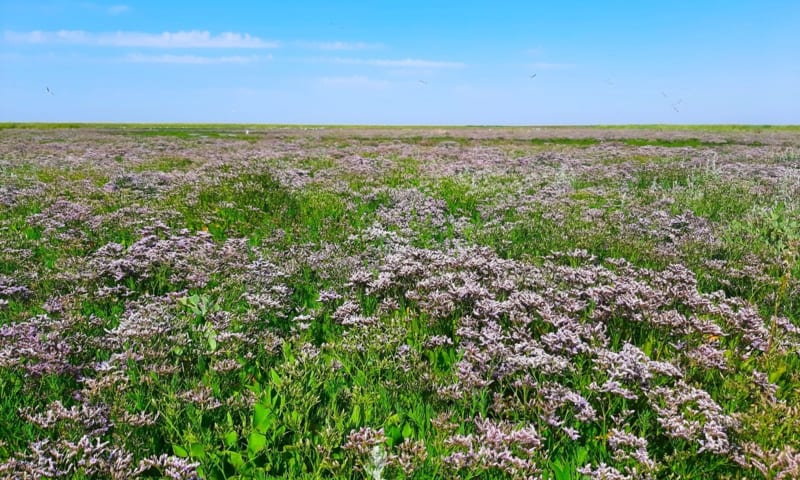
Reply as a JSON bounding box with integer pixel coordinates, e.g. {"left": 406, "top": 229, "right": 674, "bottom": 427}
{"left": 1, "top": 126, "right": 799, "bottom": 479}
{"left": 3, "top": 122, "right": 800, "bottom": 130}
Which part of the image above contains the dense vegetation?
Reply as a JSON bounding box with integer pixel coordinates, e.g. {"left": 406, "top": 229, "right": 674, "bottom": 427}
{"left": 1, "top": 126, "right": 799, "bottom": 479}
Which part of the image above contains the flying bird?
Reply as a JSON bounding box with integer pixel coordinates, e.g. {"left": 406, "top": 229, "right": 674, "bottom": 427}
{"left": 45, "top": 87, "right": 54, "bottom": 95}
{"left": 418, "top": 80, "right": 428, "bottom": 85}
{"left": 671, "top": 99, "right": 682, "bottom": 112}
{"left": 529, "top": 73, "right": 537, "bottom": 79}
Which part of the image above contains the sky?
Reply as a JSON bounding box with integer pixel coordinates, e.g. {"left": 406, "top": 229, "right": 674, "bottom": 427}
{"left": 1, "top": 1, "right": 799, "bottom": 124}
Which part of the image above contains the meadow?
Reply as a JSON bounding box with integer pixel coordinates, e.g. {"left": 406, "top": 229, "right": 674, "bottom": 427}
{"left": 0, "top": 124, "right": 799, "bottom": 479}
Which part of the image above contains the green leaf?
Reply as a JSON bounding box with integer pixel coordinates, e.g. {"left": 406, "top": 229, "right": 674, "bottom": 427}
{"left": 576, "top": 446, "right": 589, "bottom": 464}
{"left": 254, "top": 403, "right": 271, "bottom": 433}
{"left": 642, "top": 339, "right": 654, "bottom": 357}
{"left": 227, "top": 451, "right": 245, "bottom": 469}
{"left": 270, "top": 368, "right": 282, "bottom": 386}
{"left": 769, "top": 364, "right": 788, "bottom": 383}
{"left": 551, "top": 459, "right": 570, "bottom": 480}
{"left": 223, "top": 431, "right": 238, "bottom": 448}
{"left": 386, "top": 425, "right": 402, "bottom": 445}
{"left": 289, "top": 411, "right": 302, "bottom": 428}
{"left": 350, "top": 405, "right": 361, "bottom": 425}
{"left": 248, "top": 431, "right": 267, "bottom": 455}
{"left": 172, "top": 444, "right": 188, "bottom": 458}
{"left": 402, "top": 422, "right": 414, "bottom": 439}
{"left": 190, "top": 443, "right": 205, "bottom": 459}
{"left": 385, "top": 413, "right": 401, "bottom": 425}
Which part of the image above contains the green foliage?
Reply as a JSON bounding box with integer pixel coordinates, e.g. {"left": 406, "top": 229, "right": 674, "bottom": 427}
{"left": 132, "top": 156, "right": 194, "bottom": 172}
{"left": 530, "top": 137, "right": 600, "bottom": 147}
{"left": 621, "top": 138, "right": 724, "bottom": 148}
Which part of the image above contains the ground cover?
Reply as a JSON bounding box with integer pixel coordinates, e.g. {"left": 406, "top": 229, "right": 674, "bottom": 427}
{"left": 1, "top": 126, "right": 799, "bottom": 479}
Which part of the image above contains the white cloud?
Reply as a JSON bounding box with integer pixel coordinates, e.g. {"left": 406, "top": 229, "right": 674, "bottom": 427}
{"left": 328, "top": 57, "right": 465, "bottom": 68}
{"left": 123, "top": 53, "right": 269, "bottom": 64}
{"left": 2, "top": 30, "right": 279, "bottom": 48}
{"left": 298, "top": 41, "right": 382, "bottom": 50}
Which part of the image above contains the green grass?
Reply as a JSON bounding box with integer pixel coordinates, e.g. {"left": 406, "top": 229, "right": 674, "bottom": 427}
{"left": 530, "top": 137, "right": 601, "bottom": 147}
{"left": 131, "top": 156, "right": 195, "bottom": 172}
{"left": 621, "top": 138, "right": 726, "bottom": 148}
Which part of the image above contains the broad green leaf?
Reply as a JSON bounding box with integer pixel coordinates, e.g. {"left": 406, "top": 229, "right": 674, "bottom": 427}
{"left": 254, "top": 403, "right": 271, "bottom": 433}
{"left": 223, "top": 430, "right": 238, "bottom": 447}
{"left": 402, "top": 423, "right": 414, "bottom": 439}
{"left": 172, "top": 444, "right": 188, "bottom": 458}
{"left": 386, "top": 425, "right": 402, "bottom": 445}
{"left": 227, "top": 451, "right": 245, "bottom": 469}
{"left": 248, "top": 431, "right": 267, "bottom": 455}
{"left": 190, "top": 443, "right": 205, "bottom": 459}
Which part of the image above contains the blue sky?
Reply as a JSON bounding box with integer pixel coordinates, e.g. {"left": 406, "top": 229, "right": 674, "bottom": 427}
{"left": 1, "top": 1, "right": 798, "bottom": 124}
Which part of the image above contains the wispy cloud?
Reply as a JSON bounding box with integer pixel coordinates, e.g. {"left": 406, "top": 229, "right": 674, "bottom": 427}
{"left": 107, "top": 5, "right": 131, "bottom": 15}
{"left": 2, "top": 30, "right": 279, "bottom": 48}
{"left": 77, "top": 3, "right": 131, "bottom": 15}
{"left": 298, "top": 41, "right": 382, "bottom": 50}
{"left": 123, "top": 53, "right": 269, "bottom": 64}
{"left": 327, "top": 57, "right": 465, "bottom": 68}
{"left": 318, "top": 75, "right": 390, "bottom": 89}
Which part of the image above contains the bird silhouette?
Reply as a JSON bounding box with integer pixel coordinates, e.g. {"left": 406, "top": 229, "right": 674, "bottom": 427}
{"left": 45, "top": 87, "right": 54, "bottom": 95}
